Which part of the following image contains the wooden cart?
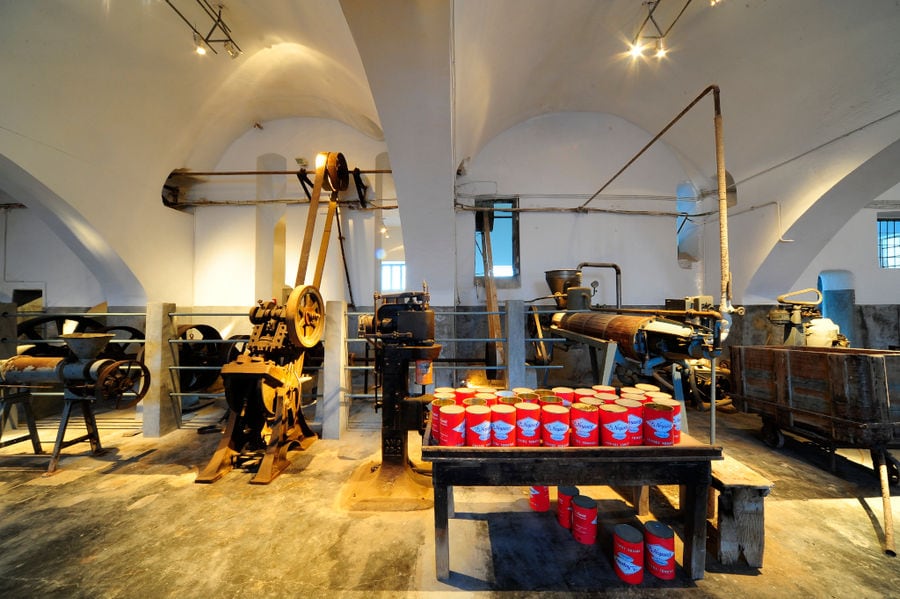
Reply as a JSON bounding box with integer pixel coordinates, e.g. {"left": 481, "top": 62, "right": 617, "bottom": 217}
{"left": 729, "top": 345, "right": 900, "bottom": 554}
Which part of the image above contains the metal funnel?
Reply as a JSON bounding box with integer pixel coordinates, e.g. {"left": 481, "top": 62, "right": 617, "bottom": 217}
{"left": 61, "top": 333, "right": 113, "bottom": 360}
{"left": 545, "top": 269, "right": 582, "bottom": 309}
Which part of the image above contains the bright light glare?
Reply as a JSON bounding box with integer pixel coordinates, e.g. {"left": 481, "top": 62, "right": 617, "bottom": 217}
{"left": 628, "top": 42, "right": 645, "bottom": 58}
{"left": 315, "top": 152, "right": 327, "bottom": 170}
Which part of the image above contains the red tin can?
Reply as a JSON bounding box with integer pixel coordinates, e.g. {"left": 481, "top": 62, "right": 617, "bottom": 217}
{"left": 613, "top": 523, "right": 644, "bottom": 584}
{"left": 572, "top": 494, "right": 599, "bottom": 544}
{"left": 490, "top": 404, "right": 517, "bottom": 447}
{"left": 439, "top": 404, "right": 466, "bottom": 446}
{"left": 556, "top": 485, "right": 580, "bottom": 529}
{"left": 599, "top": 404, "right": 629, "bottom": 447}
{"left": 552, "top": 386, "right": 575, "bottom": 407}
{"left": 541, "top": 404, "right": 570, "bottom": 447}
{"left": 615, "top": 398, "right": 644, "bottom": 445}
{"left": 454, "top": 386, "right": 476, "bottom": 406}
{"left": 515, "top": 402, "right": 542, "bottom": 447}
{"left": 650, "top": 398, "right": 682, "bottom": 444}
{"left": 569, "top": 402, "right": 600, "bottom": 446}
{"left": 529, "top": 485, "right": 550, "bottom": 511}
{"left": 429, "top": 395, "right": 455, "bottom": 443}
{"left": 643, "top": 402, "right": 675, "bottom": 446}
{"left": 644, "top": 520, "right": 676, "bottom": 580}
{"left": 465, "top": 405, "right": 492, "bottom": 447}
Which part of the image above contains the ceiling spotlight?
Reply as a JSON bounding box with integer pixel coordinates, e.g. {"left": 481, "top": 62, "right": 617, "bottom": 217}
{"left": 629, "top": 41, "right": 645, "bottom": 58}
{"left": 224, "top": 40, "right": 241, "bottom": 59}
{"left": 193, "top": 31, "right": 207, "bottom": 55}
{"left": 165, "top": 1, "right": 242, "bottom": 59}
{"left": 655, "top": 39, "right": 667, "bottom": 58}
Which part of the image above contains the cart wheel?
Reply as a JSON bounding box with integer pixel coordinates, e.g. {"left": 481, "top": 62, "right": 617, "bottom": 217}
{"left": 761, "top": 420, "right": 785, "bottom": 449}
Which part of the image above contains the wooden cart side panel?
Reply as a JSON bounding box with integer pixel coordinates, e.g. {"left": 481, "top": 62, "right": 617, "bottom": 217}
{"left": 729, "top": 346, "right": 899, "bottom": 446}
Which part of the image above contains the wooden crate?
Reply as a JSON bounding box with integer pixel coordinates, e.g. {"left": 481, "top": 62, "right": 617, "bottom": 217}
{"left": 729, "top": 346, "right": 900, "bottom": 447}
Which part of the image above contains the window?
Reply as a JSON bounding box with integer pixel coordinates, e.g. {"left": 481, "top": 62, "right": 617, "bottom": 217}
{"left": 474, "top": 197, "right": 520, "bottom": 284}
{"left": 380, "top": 261, "right": 406, "bottom": 292}
{"left": 878, "top": 214, "right": 900, "bottom": 269}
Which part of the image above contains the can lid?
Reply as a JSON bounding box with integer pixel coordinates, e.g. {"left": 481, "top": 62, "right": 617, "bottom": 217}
{"left": 644, "top": 520, "right": 674, "bottom": 539}
{"left": 491, "top": 403, "right": 516, "bottom": 414}
{"left": 558, "top": 485, "right": 580, "bottom": 497}
{"left": 465, "top": 404, "right": 491, "bottom": 415}
{"left": 615, "top": 398, "right": 642, "bottom": 408}
{"left": 572, "top": 494, "right": 597, "bottom": 509}
{"left": 514, "top": 401, "right": 540, "bottom": 411}
{"left": 571, "top": 402, "right": 599, "bottom": 412}
{"left": 614, "top": 523, "right": 643, "bottom": 543}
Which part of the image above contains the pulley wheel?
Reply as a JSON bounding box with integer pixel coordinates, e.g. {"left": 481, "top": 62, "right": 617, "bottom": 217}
{"left": 324, "top": 152, "right": 349, "bottom": 192}
{"left": 285, "top": 285, "right": 325, "bottom": 348}
{"left": 96, "top": 359, "right": 151, "bottom": 409}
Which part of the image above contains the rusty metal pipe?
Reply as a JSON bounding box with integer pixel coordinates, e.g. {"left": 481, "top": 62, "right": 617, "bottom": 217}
{"left": 175, "top": 169, "right": 392, "bottom": 176}
{"left": 577, "top": 262, "right": 622, "bottom": 309}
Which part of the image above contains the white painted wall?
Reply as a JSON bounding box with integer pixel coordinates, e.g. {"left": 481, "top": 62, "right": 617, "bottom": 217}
{"left": 191, "top": 117, "right": 388, "bottom": 308}
{"left": 457, "top": 112, "right": 698, "bottom": 306}
{"left": 793, "top": 205, "right": 900, "bottom": 305}
{"left": 0, "top": 208, "right": 103, "bottom": 307}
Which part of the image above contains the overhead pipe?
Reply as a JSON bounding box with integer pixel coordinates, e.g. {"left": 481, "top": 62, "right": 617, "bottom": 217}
{"left": 577, "top": 262, "right": 622, "bottom": 309}
{"left": 579, "top": 84, "right": 739, "bottom": 318}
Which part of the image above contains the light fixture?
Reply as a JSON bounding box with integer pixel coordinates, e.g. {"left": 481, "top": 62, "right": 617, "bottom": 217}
{"left": 165, "top": 1, "right": 242, "bottom": 59}
{"left": 655, "top": 38, "right": 668, "bottom": 58}
{"left": 626, "top": 0, "right": 693, "bottom": 60}
{"left": 193, "top": 31, "right": 207, "bottom": 55}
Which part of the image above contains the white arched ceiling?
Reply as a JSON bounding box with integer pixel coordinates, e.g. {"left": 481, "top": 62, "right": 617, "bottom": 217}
{"left": 0, "top": 154, "right": 145, "bottom": 305}
{"left": 2, "top": 1, "right": 900, "bottom": 307}
{"left": 746, "top": 138, "right": 900, "bottom": 300}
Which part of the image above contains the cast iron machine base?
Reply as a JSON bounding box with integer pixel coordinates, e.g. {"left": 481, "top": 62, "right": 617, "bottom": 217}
{"left": 196, "top": 285, "right": 323, "bottom": 484}
{"left": 348, "top": 286, "right": 441, "bottom": 510}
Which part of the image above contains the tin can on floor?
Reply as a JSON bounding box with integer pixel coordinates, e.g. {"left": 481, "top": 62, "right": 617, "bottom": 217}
{"left": 490, "top": 404, "right": 517, "bottom": 447}
{"left": 515, "top": 402, "right": 542, "bottom": 446}
{"left": 599, "top": 404, "right": 629, "bottom": 447}
{"left": 644, "top": 520, "right": 676, "bottom": 580}
{"left": 570, "top": 402, "right": 600, "bottom": 446}
{"left": 556, "top": 485, "right": 580, "bottom": 529}
{"left": 529, "top": 485, "right": 550, "bottom": 511}
{"left": 439, "top": 405, "right": 466, "bottom": 446}
{"left": 541, "top": 404, "right": 570, "bottom": 447}
{"left": 465, "top": 405, "right": 492, "bottom": 447}
{"left": 613, "top": 523, "right": 644, "bottom": 584}
{"left": 571, "top": 495, "right": 598, "bottom": 544}
{"left": 643, "top": 402, "right": 675, "bottom": 446}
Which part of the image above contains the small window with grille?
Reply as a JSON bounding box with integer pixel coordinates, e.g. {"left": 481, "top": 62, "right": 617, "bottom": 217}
{"left": 878, "top": 213, "right": 900, "bottom": 269}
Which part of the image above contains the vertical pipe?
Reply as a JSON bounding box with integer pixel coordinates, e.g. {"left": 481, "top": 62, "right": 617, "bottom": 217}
{"left": 709, "top": 357, "right": 717, "bottom": 446}
{"left": 713, "top": 89, "right": 731, "bottom": 312}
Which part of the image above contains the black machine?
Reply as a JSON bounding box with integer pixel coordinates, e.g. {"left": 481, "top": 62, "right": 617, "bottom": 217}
{"left": 358, "top": 285, "right": 441, "bottom": 468}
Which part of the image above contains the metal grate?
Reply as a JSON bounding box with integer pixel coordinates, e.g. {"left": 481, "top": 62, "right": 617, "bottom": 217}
{"left": 878, "top": 217, "right": 900, "bottom": 268}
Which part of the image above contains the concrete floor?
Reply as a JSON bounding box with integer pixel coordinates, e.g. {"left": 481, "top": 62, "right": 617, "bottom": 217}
{"left": 1, "top": 398, "right": 899, "bottom": 598}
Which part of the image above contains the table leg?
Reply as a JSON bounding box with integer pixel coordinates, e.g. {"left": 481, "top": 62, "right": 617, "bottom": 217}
{"left": 434, "top": 484, "right": 450, "bottom": 581}
{"left": 682, "top": 481, "right": 709, "bottom": 579}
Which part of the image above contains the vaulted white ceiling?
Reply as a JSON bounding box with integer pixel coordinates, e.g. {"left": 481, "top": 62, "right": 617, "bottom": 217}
{"left": 1, "top": 0, "right": 899, "bottom": 304}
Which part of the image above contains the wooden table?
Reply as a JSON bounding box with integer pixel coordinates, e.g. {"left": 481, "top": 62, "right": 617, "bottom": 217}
{"left": 421, "top": 433, "right": 722, "bottom": 581}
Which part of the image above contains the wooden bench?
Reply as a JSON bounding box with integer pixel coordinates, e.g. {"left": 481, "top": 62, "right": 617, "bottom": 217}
{"left": 708, "top": 453, "right": 773, "bottom": 568}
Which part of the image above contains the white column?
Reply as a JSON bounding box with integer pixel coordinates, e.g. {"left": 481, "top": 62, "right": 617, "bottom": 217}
{"left": 142, "top": 302, "right": 180, "bottom": 437}
{"left": 320, "top": 300, "right": 348, "bottom": 439}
